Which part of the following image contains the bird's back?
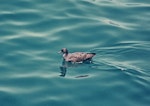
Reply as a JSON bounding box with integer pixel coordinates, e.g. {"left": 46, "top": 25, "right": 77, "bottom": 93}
{"left": 64, "top": 52, "right": 96, "bottom": 62}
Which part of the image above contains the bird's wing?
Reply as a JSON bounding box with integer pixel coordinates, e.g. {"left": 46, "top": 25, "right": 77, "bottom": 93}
{"left": 66, "top": 52, "right": 86, "bottom": 62}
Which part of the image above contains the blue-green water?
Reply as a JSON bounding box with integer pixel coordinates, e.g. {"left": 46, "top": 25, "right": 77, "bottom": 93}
{"left": 0, "top": 0, "right": 150, "bottom": 106}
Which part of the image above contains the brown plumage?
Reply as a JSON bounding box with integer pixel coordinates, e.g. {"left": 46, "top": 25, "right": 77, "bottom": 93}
{"left": 59, "top": 48, "right": 96, "bottom": 63}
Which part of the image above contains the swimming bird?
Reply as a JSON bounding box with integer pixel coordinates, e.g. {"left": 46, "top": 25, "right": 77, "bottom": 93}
{"left": 59, "top": 48, "right": 96, "bottom": 63}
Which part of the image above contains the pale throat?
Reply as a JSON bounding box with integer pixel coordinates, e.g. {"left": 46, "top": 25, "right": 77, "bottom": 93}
{"left": 63, "top": 53, "right": 68, "bottom": 57}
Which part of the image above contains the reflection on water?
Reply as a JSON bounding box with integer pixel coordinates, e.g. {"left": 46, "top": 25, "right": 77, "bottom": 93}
{"left": 60, "top": 66, "right": 67, "bottom": 77}
{"left": 59, "top": 60, "right": 92, "bottom": 77}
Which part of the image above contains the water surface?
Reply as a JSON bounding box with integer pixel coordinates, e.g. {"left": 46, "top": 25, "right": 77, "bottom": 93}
{"left": 0, "top": 0, "right": 150, "bottom": 106}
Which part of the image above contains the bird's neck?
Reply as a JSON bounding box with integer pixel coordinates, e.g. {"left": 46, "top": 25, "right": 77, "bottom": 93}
{"left": 63, "top": 53, "right": 68, "bottom": 57}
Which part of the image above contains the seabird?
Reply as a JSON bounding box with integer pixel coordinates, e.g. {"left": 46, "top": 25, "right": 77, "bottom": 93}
{"left": 59, "top": 48, "right": 96, "bottom": 63}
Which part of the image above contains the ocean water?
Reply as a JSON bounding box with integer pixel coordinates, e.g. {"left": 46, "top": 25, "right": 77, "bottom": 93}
{"left": 0, "top": 0, "right": 150, "bottom": 106}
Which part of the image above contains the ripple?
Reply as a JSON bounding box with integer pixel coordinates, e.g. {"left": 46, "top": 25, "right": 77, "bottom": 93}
{"left": 92, "top": 41, "right": 150, "bottom": 73}
{"left": 101, "top": 18, "right": 134, "bottom": 29}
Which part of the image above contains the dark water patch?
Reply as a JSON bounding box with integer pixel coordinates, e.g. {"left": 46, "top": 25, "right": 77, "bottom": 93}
{"left": 0, "top": 92, "right": 23, "bottom": 106}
